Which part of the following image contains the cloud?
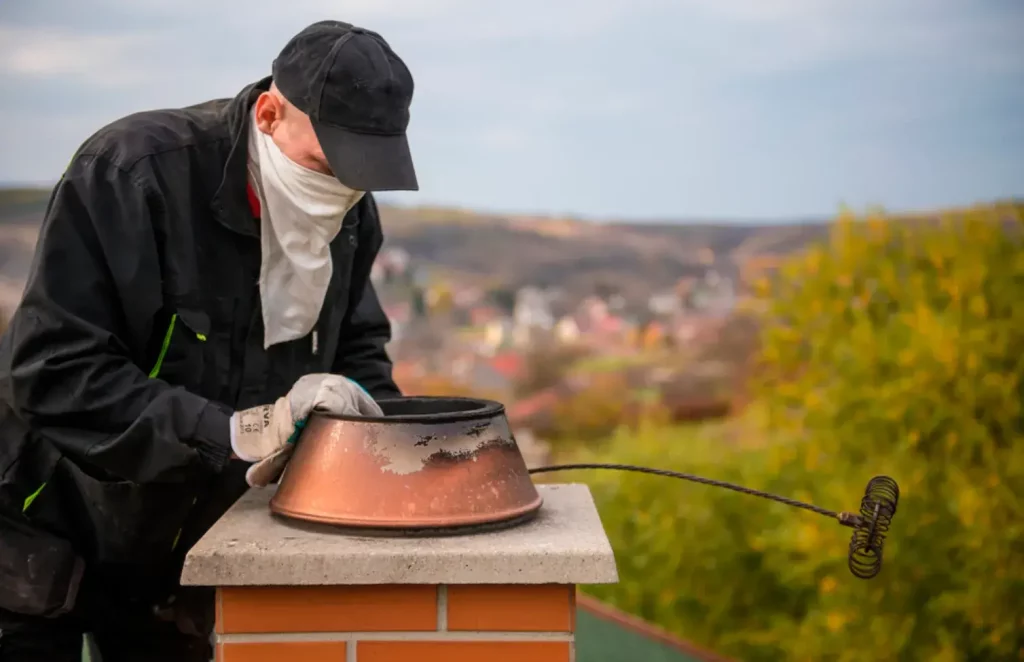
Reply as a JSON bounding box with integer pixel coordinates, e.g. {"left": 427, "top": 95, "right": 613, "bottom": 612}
{"left": 0, "top": 27, "right": 155, "bottom": 87}
{"left": 475, "top": 126, "right": 535, "bottom": 151}
{"left": 663, "top": 0, "right": 1024, "bottom": 80}
{"left": 0, "top": 0, "right": 1020, "bottom": 217}
{"left": 100, "top": 0, "right": 459, "bottom": 23}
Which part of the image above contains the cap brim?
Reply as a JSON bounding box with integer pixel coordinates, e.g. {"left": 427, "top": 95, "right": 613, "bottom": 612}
{"left": 313, "top": 122, "right": 418, "bottom": 192}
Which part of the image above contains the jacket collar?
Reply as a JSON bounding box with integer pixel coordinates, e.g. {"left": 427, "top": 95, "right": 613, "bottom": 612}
{"left": 210, "top": 76, "right": 271, "bottom": 236}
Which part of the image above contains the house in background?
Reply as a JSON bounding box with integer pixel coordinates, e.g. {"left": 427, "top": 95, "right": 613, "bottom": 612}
{"left": 648, "top": 290, "right": 683, "bottom": 317}
{"left": 481, "top": 316, "right": 513, "bottom": 354}
{"left": 513, "top": 286, "right": 554, "bottom": 328}
{"left": 554, "top": 315, "right": 581, "bottom": 344}
{"left": 511, "top": 285, "right": 556, "bottom": 347}
{"left": 689, "top": 264, "right": 737, "bottom": 313}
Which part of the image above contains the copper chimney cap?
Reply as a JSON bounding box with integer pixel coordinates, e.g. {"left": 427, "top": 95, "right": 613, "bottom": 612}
{"left": 269, "top": 396, "right": 544, "bottom": 532}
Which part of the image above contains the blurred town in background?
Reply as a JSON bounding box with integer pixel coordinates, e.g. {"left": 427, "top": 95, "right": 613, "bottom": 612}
{"left": 2, "top": 187, "right": 1021, "bottom": 661}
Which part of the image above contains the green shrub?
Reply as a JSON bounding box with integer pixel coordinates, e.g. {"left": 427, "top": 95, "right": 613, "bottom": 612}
{"left": 751, "top": 203, "right": 1024, "bottom": 660}
{"left": 566, "top": 203, "right": 1024, "bottom": 661}
{"left": 565, "top": 419, "right": 829, "bottom": 662}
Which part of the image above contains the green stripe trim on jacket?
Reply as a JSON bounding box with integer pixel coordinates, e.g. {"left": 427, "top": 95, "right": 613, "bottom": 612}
{"left": 171, "top": 497, "right": 198, "bottom": 550}
{"left": 148, "top": 313, "right": 178, "bottom": 378}
{"left": 22, "top": 482, "right": 46, "bottom": 513}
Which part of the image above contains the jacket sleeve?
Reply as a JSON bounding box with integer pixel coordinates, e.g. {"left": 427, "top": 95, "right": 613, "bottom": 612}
{"left": 333, "top": 196, "right": 402, "bottom": 399}
{"left": 2, "top": 155, "right": 232, "bottom": 484}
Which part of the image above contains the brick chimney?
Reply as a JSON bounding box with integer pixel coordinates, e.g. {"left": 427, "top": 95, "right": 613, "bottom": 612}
{"left": 181, "top": 483, "right": 618, "bottom": 661}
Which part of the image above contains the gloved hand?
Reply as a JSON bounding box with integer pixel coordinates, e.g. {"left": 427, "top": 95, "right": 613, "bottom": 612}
{"left": 230, "top": 373, "right": 383, "bottom": 487}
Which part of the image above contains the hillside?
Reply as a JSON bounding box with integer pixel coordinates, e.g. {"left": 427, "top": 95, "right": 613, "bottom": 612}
{"left": 0, "top": 187, "right": 51, "bottom": 224}
{"left": 379, "top": 210, "right": 829, "bottom": 300}
{"left": 0, "top": 186, "right": 826, "bottom": 309}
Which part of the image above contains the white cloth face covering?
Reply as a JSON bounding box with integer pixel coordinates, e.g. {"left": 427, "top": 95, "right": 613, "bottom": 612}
{"left": 247, "top": 107, "right": 365, "bottom": 348}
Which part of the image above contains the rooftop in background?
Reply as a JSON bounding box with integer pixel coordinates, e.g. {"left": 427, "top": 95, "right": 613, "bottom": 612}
{"left": 576, "top": 593, "right": 735, "bottom": 662}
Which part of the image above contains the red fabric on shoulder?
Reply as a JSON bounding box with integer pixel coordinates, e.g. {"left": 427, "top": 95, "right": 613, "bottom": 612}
{"left": 246, "top": 182, "right": 260, "bottom": 218}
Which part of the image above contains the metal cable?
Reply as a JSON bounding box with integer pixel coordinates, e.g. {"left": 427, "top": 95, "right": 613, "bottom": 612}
{"left": 527, "top": 462, "right": 900, "bottom": 580}
{"left": 528, "top": 462, "right": 840, "bottom": 519}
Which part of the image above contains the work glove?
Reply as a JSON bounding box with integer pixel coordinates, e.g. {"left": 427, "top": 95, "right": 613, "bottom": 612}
{"left": 230, "top": 373, "right": 383, "bottom": 487}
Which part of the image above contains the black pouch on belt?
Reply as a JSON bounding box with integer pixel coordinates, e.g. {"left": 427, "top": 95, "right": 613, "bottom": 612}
{"left": 0, "top": 511, "right": 84, "bottom": 618}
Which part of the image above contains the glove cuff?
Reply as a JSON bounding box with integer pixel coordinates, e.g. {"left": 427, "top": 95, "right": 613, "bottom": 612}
{"left": 194, "top": 401, "right": 233, "bottom": 473}
{"left": 231, "top": 397, "right": 294, "bottom": 462}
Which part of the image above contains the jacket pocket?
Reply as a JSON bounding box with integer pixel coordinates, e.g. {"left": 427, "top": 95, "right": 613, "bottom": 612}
{"left": 0, "top": 509, "right": 85, "bottom": 618}
{"left": 49, "top": 457, "right": 197, "bottom": 569}
{"left": 148, "top": 305, "right": 211, "bottom": 394}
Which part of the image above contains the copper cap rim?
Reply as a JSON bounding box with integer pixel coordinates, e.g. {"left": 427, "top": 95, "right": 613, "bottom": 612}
{"left": 316, "top": 395, "right": 506, "bottom": 424}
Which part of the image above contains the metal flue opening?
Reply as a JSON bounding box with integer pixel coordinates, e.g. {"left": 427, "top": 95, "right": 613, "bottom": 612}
{"left": 320, "top": 396, "right": 503, "bottom": 423}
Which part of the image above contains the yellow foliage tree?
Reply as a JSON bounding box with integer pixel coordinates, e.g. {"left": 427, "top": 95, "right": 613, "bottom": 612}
{"left": 750, "top": 202, "right": 1024, "bottom": 660}
{"left": 572, "top": 202, "right": 1024, "bottom": 662}
{"left": 550, "top": 373, "right": 631, "bottom": 442}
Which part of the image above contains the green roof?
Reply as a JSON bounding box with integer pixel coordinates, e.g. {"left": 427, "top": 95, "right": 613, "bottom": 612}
{"left": 575, "top": 596, "right": 728, "bottom": 662}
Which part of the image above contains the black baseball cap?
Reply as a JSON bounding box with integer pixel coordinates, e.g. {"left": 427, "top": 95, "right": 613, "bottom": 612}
{"left": 272, "top": 20, "right": 418, "bottom": 191}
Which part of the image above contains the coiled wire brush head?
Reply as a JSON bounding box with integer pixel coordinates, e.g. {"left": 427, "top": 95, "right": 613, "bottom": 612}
{"left": 527, "top": 463, "right": 899, "bottom": 580}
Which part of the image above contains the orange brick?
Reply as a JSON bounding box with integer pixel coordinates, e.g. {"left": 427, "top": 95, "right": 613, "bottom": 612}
{"left": 218, "top": 641, "right": 347, "bottom": 662}
{"left": 217, "top": 585, "right": 436, "bottom": 633}
{"left": 358, "top": 641, "right": 570, "bottom": 662}
{"left": 447, "top": 584, "right": 574, "bottom": 632}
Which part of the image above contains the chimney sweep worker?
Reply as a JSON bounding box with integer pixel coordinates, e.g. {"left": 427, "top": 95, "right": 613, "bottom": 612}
{"left": 0, "top": 20, "right": 416, "bottom": 662}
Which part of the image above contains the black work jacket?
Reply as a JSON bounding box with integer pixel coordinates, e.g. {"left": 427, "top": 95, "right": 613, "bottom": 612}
{"left": 0, "top": 77, "right": 400, "bottom": 599}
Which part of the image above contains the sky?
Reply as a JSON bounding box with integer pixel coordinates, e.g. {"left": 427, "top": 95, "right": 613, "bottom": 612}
{"left": 0, "top": 0, "right": 1021, "bottom": 222}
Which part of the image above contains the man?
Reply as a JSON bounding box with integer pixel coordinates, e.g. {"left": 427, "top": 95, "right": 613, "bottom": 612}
{"left": 0, "top": 20, "right": 413, "bottom": 661}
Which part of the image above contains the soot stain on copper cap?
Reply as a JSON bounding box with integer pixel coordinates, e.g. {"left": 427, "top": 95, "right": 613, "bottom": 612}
{"left": 366, "top": 423, "right": 516, "bottom": 476}
{"left": 465, "top": 421, "right": 490, "bottom": 437}
{"left": 421, "top": 437, "right": 512, "bottom": 467}
{"left": 414, "top": 434, "right": 437, "bottom": 447}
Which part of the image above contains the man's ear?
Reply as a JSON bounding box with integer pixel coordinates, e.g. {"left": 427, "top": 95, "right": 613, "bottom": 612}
{"left": 253, "top": 92, "right": 281, "bottom": 135}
